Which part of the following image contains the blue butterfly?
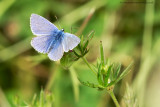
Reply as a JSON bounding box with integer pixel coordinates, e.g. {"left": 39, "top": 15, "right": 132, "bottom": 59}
{"left": 30, "top": 14, "right": 80, "bottom": 61}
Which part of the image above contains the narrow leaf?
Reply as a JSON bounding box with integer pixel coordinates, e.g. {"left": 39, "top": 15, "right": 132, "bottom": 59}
{"left": 78, "top": 78, "right": 102, "bottom": 88}
{"left": 13, "top": 96, "right": 20, "bottom": 106}
{"left": 92, "top": 64, "right": 98, "bottom": 72}
{"left": 77, "top": 44, "right": 83, "bottom": 53}
{"left": 83, "top": 40, "right": 89, "bottom": 50}
{"left": 83, "top": 49, "right": 89, "bottom": 56}
{"left": 31, "top": 94, "right": 37, "bottom": 106}
{"left": 107, "top": 81, "right": 116, "bottom": 87}
{"left": 110, "top": 64, "right": 114, "bottom": 81}
{"left": 97, "top": 64, "right": 103, "bottom": 85}
{"left": 114, "top": 63, "right": 121, "bottom": 79}
{"left": 40, "top": 89, "right": 44, "bottom": 107}
{"left": 100, "top": 41, "right": 105, "bottom": 66}
{"left": 116, "top": 62, "right": 133, "bottom": 83}
{"left": 96, "top": 58, "right": 101, "bottom": 68}
{"left": 80, "top": 35, "right": 84, "bottom": 46}
{"left": 106, "top": 58, "right": 110, "bottom": 65}
{"left": 104, "top": 65, "right": 112, "bottom": 87}
{"left": 73, "top": 50, "right": 81, "bottom": 58}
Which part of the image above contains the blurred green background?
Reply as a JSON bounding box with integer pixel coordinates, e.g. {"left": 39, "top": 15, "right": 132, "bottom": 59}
{"left": 0, "top": 0, "right": 160, "bottom": 107}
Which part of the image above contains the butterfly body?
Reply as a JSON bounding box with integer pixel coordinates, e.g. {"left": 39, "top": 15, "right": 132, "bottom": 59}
{"left": 47, "top": 29, "right": 64, "bottom": 53}
{"left": 30, "top": 14, "right": 80, "bottom": 61}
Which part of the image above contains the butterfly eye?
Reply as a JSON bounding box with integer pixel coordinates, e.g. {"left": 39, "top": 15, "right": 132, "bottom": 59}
{"left": 62, "top": 28, "right": 64, "bottom": 32}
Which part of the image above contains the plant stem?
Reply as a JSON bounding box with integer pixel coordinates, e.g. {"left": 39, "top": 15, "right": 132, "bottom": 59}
{"left": 109, "top": 91, "right": 120, "bottom": 107}
{"left": 133, "top": 0, "right": 155, "bottom": 106}
{"left": 45, "top": 64, "right": 58, "bottom": 91}
{"left": 69, "top": 66, "right": 79, "bottom": 102}
{"left": 82, "top": 57, "right": 97, "bottom": 75}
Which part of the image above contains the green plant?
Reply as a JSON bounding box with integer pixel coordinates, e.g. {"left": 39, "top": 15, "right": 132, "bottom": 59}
{"left": 13, "top": 89, "right": 54, "bottom": 107}
{"left": 78, "top": 41, "right": 133, "bottom": 107}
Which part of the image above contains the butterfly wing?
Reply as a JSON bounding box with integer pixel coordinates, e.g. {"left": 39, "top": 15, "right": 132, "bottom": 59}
{"left": 30, "top": 14, "right": 80, "bottom": 61}
{"left": 31, "top": 35, "right": 55, "bottom": 54}
{"left": 30, "top": 14, "right": 59, "bottom": 36}
{"left": 62, "top": 33, "right": 80, "bottom": 52}
{"left": 48, "top": 41, "right": 64, "bottom": 61}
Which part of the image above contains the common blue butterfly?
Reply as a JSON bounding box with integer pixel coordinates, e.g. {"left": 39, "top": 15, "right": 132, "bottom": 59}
{"left": 30, "top": 14, "right": 80, "bottom": 61}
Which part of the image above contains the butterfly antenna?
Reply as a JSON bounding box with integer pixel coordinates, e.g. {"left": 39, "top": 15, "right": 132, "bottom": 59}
{"left": 55, "top": 16, "right": 62, "bottom": 29}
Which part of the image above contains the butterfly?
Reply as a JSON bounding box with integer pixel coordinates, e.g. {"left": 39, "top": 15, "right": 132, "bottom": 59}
{"left": 30, "top": 14, "right": 80, "bottom": 61}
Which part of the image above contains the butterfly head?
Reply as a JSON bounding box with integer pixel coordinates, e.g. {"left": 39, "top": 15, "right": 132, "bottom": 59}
{"left": 61, "top": 28, "right": 64, "bottom": 32}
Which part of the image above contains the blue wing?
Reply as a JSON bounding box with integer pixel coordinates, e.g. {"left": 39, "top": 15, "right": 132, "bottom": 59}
{"left": 30, "top": 14, "right": 59, "bottom": 36}
{"left": 62, "top": 33, "right": 80, "bottom": 52}
{"left": 48, "top": 41, "right": 64, "bottom": 61}
{"left": 31, "top": 35, "right": 55, "bottom": 54}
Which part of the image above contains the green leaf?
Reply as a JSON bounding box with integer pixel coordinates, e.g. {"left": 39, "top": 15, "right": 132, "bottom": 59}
{"left": 116, "top": 62, "right": 133, "bottom": 83}
{"left": 107, "top": 81, "right": 116, "bottom": 87}
{"left": 40, "top": 89, "right": 44, "bottom": 107}
{"left": 80, "top": 35, "right": 84, "bottom": 46}
{"left": 77, "top": 44, "right": 83, "bottom": 53}
{"left": 31, "top": 94, "right": 37, "bottom": 106}
{"left": 114, "top": 63, "right": 121, "bottom": 79}
{"left": 92, "top": 64, "right": 98, "bottom": 72}
{"left": 104, "top": 65, "right": 112, "bottom": 87}
{"left": 73, "top": 50, "right": 81, "bottom": 58}
{"left": 83, "top": 40, "right": 89, "bottom": 50}
{"left": 78, "top": 78, "right": 103, "bottom": 89}
{"left": 60, "top": 53, "right": 70, "bottom": 68}
{"left": 13, "top": 95, "right": 20, "bottom": 106}
{"left": 100, "top": 41, "right": 105, "bottom": 66}
{"left": 60, "top": 51, "right": 79, "bottom": 68}
{"left": 110, "top": 64, "right": 114, "bottom": 81}
{"left": 106, "top": 58, "right": 110, "bottom": 65}
{"left": 87, "top": 30, "right": 95, "bottom": 41}
{"left": 97, "top": 63, "right": 103, "bottom": 85}
{"left": 96, "top": 58, "right": 101, "bottom": 68}
{"left": 83, "top": 48, "right": 89, "bottom": 56}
